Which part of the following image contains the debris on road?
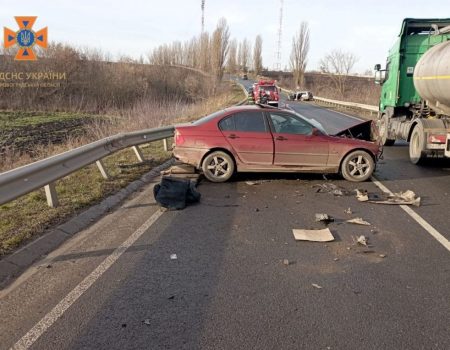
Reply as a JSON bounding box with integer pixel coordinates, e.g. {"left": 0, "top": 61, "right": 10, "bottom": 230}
{"left": 346, "top": 217, "right": 371, "bottom": 226}
{"left": 153, "top": 176, "right": 201, "bottom": 210}
{"left": 344, "top": 207, "right": 352, "bottom": 214}
{"left": 356, "top": 235, "right": 368, "bottom": 246}
{"left": 315, "top": 213, "right": 335, "bottom": 223}
{"left": 313, "top": 183, "right": 348, "bottom": 196}
{"left": 312, "top": 283, "right": 323, "bottom": 289}
{"left": 283, "top": 259, "right": 290, "bottom": 266}
{"left": 355, "top": 189, "right": 369, "bottom": 202}
{"left": 379, "top": 254, "right": 386, "bottom": 258}
{"left": 143, "top": 319, "right": 151, "bottom": 325}
{"left": 245, "top": 181, "right": 258, "bottom": 186}
{"left": 355, "top": 189, "right": 421, "bottom": 207}
{"left": 170, "top": 254, "right": 178, "bottom": 260}
{"left": 292, "top": 228, "right": 334, "bottom": 242}
{"left": 368, "top": 190, "right": 421, "bottom": 207}
{"left": 161, "top": 164, "right": 196, "bottom": 175}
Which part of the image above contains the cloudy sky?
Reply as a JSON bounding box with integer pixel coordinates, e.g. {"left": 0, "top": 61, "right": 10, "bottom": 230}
{"left": 1, "top": 0, "right": 450, "bottom": 73}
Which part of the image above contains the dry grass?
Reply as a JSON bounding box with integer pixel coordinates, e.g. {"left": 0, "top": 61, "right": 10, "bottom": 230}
{"left": 0, "top": 82, "right": 245, "bottom": 255}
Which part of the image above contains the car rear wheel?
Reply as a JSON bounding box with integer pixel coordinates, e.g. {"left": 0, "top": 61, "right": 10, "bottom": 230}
{"left": 202, "top": 151, "right": 235, "bottom": 182}
{"left": 341, "top": 150, "right": 375, "bottom": 182}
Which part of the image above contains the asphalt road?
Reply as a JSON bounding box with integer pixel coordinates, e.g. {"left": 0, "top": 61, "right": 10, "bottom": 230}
{"left": 1, "top": 82, "right": 450, "bottom": 350}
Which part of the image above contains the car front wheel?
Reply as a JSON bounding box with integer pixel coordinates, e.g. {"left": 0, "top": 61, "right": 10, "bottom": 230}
{"left": 202, "top": 151, "right": 235, "bottom": 182}
{"left": 341, "top": 150, "right": 375, "bottom": 182}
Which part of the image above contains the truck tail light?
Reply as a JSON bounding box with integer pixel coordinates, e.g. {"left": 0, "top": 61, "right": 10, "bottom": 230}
{"left": 428, "top": 134, "right": 446, "bottom": 144}
{"left": 174, "top": 129, "right": 185, "bottom": 145}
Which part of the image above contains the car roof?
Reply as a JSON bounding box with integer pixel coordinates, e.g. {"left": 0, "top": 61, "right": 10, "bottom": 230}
{"left": 222, "top": 105, "right": 285, "bottom": 113}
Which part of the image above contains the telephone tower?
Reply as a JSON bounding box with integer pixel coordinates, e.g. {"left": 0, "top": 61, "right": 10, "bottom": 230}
{"left": 274, "top": 0, "right": 283, "bottom": 71}
{"left": 201, "top": 0, "right": 205, "bottom": 33}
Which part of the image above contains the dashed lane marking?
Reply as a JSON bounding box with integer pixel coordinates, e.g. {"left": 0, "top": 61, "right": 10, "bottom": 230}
{"left": 10, "top": 209, "right": 165, "bottom": 350}
{"left": 372, "top": 176, "right": 450, "bottom": 252}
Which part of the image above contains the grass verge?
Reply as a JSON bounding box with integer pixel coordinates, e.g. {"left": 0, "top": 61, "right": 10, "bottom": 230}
{"left": 0, "top": 82, "right": 245, "bottom": 256}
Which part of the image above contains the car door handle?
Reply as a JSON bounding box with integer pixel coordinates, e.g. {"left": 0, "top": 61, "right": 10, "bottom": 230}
{"left": 228, "top": 134, "right": 239, "bottom": 139}
{"left": 276, "top": 136, "right": 288, "bottom": 141}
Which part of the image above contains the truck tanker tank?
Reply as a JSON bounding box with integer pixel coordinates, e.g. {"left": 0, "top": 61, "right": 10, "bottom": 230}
{"left": 414, "top": 39, "right": 450, "bottom": 115}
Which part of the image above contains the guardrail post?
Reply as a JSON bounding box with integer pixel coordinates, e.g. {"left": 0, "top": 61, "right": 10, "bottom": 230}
{"left": 44, "top": 183, "right": 59, "bottom": 208}
{"left": 163, "top": 138, "right": 169, "bottom": 152}
{"left": 132, "top": 145, "right": 145, "bottom": 162}
{"left": 96, "top": 160, "right": 110, "bottom": 179}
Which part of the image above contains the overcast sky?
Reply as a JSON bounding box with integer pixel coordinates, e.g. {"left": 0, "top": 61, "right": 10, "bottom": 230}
{"left": 2, "top": 1, "right": 450, "bottom": 73}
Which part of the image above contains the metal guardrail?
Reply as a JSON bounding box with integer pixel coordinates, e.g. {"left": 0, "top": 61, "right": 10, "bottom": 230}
{"left": 0, "top": 126, "right": 174, "bottom": 207}
{"left": 0, "top": 81, "right": 248, "bottom": 209}
{"left": 279, "top": 87, "right": 379, "bottom": 113}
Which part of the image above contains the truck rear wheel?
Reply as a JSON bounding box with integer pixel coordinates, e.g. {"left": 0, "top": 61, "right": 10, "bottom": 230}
{"left": 409, "top": 124, "right": 426, "bottom": 164}
{"left": 379, "top": 114, "right": 395, "bottom": 146}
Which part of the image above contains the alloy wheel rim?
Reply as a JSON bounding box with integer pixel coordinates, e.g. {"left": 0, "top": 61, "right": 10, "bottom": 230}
{"left": 348, "top": 155, "right": 370, "bottom": 178}
{"left": 206, "top": 156, "right": 230, "bottom": 178}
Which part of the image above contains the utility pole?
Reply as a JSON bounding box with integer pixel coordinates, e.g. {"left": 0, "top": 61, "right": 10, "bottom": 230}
{"left": 201, "top": 0, "right": 205, "bottom": 33}
{"left": 274, "top": 0, "right": 283, "bottom": 71}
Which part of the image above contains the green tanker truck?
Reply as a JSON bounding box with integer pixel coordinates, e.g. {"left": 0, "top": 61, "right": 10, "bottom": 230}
{"left": 374, "top": 18, "right": 450, "bottom": 164}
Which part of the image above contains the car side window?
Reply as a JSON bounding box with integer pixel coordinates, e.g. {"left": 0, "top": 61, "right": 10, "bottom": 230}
{"left": 233, "top": 111, "right": 267, "bottom": 132}
{"left": 219, "top": 116, "right": 235, "bottom": 131}
{"left": 269, "top": 113, "right": 313, "bottom": 135}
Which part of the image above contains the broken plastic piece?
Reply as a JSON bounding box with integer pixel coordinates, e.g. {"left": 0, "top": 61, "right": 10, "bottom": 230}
{"left": 245, "top": 181, "right": 259, "bottom": 185}
{"left": 369, "top": 190, "right": 421, "bottom": 207}
{"left": 356, "top": 235, "right": 368, "bottom": 246}
{"left": 292, "top": 228, "right": 334, "bottom": 242}
{"left": 315, "top": 213, "right": 334, "bottom": 223}
{"left": 170, "top": 254, "right": 177, "bottom": 260}
{"left": 355, "top": 189, "right": 369, "bottom": 202}
{"left": 346, "top": 217, "right": 371, "bottom": 226}
{"left": 312, "top": 283, "right": 323, "bottom": 289}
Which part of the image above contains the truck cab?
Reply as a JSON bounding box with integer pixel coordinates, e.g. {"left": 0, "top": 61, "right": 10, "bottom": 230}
{"left": 374, "top": 18, "right": 450, "bottom": 163}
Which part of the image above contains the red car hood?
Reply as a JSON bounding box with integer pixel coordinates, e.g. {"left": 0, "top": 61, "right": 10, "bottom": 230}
{"left": 333, "top": 120, "right": 378, "bottom": 142}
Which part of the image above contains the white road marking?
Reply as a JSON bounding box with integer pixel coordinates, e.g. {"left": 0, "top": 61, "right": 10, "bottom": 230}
{"left": 10, "top": 209, "right": 164, "bottom": 350}
{"left": 371, "top": 177, "right": 450, "bottom": 252}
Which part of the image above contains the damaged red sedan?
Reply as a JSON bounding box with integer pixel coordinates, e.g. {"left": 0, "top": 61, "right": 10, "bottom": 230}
{"left": 173, "top": 105, "right": 381, "bottom": 182}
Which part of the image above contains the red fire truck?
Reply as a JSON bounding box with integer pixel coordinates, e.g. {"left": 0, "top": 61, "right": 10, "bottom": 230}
{"left": 252, "top": 80, "right": 280, "bottom": 107}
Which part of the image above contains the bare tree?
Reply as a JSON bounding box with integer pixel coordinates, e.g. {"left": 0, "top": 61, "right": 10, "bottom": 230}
{"left": 253, "top": 35, "right": 263, "bottom": 75}
{"left": 319, "top": 49, "right": 358, "bottom": 97}
{"left": 240, "top": 38, "right": 251, "bottom": 73}
{"left": 199, "top": 32, "right": 211, "bottom": 72}
{"left": 290, "top": 22, "right": 310, "bottom": 89}
{"left": 227, "top": 39, "right": 238, "bottom": 73}
{"left": 210, "top": 18, "right": 230, "bottom": 80}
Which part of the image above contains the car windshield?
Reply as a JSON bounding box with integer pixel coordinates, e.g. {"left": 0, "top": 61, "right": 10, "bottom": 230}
{"left": 259, "top": 86, "right": 276, "bottom": 92}
{"left": 291, "top": 111, "right": 327, "bottom": 135}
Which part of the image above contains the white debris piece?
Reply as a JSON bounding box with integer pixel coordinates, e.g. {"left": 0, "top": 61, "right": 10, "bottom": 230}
{"left": 315, "top": 213, "right": 334, "bottom": 223}
{"left": 312, "top": 283, "right": 323, "bottom": 289}
{"left": 346, "top": 217, "right": 371, "bottom": 226}
{"left": 344, "top": 207, "right": 352, "bottom": 214}
{"left": 356, "top": 235, "right": 368, "bottom": 246}
{"left": 355, "top": 189, "right": 369, "bottom": 202}
{"left": 292, "top": 228, "right": 334, "bottom": 242}
{"left": 170, "top": 254, "right": 178, "bottom": 260}
{"left": 369, "top": 190, "right": 421, "bottom": 207}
